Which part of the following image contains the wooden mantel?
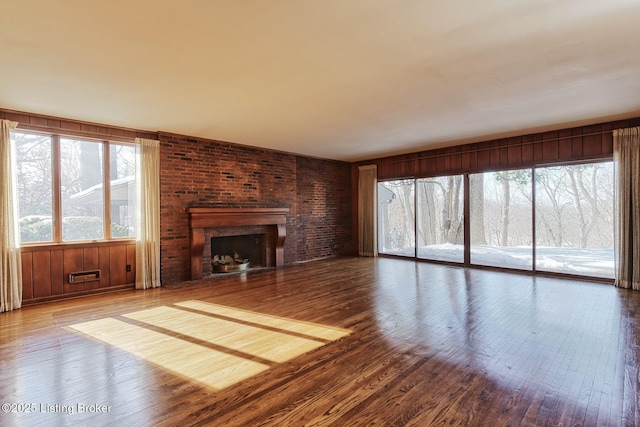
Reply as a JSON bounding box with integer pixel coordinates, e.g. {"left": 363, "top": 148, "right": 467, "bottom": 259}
{"left": 188, "top": 207, "right": 289, "bottom": 280}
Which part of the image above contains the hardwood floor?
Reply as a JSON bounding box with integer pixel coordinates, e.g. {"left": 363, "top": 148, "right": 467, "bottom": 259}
{"left": 1, "top": 257, "right": 639, "bottom": 426}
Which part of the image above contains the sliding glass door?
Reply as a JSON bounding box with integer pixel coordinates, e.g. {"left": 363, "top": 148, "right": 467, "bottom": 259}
{"left": 378, "top": 180, "right": 415, "bottom": 257}
{"left": 469, "top": 169, "right": 533, "bottom": 270}
{"left": 535, "top": 162, "right": 614, "bottom": 278}
{"left": 416, "top": 175, "right": 464, "bottom": 263}
{"left": 375, "top": 160, "right": 614, "bottom": 280}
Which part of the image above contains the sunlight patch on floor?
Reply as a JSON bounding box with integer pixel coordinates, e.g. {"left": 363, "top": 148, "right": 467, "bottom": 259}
{"left": 124, "top": 306, "right": 326, "bottom": 363}
{"left": 174, "top": 300, "right": 351, "bottom": 341}
{"left": 65, "top": 301, "right": 350, "bottom": 391}
{"left": 66, "top": 318, "right": 268, "bottom": 390}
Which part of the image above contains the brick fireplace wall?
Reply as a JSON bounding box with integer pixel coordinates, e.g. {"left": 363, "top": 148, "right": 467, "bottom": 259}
{"left": 296, "top": 156, "right": 353, "bottom": 260}
{"left": 160, "top": 133, "right": 353, "bottom": 284}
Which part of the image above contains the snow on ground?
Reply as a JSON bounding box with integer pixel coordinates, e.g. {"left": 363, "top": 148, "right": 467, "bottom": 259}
{"left": 382, "top": 243, "right": 614, "bottom": 279}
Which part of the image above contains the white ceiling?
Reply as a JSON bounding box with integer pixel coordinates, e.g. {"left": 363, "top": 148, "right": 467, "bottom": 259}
{"left": 1, "top": 1, "right": 639, "bottom": 162}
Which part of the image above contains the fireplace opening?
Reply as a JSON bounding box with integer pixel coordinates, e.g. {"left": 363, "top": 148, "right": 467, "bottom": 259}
{"left": 211, "top": 234, "right": 265, "bottom": 273}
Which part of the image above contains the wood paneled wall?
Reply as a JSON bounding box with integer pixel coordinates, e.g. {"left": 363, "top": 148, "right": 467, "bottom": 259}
{"left": 0, "top": 109, "right": 158, "bottom": 141}
{"left": 357, "top": 118, "right": 640, "bottom": 180}
{"left": 21, "top": 242, "right": 136, "bottom": 303}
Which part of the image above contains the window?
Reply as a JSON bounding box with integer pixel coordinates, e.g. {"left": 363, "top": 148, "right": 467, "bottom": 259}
{"left": 15, "top": 133, "right": 54, "bottom": 243}
{"left": 376, "top": 160, "right": 613, "bottom": 280}
{"left": 60, "top": 137, "right": 105, "bottom": 241}
{"left": 535, "top": 162, "right": 614, "bottom": 278}
{"left": 110, "top": 144, "right": 136, "bottom": 238}
{"left": 416, "top": 175, "right": 464, "bottom": 263}
{"left": 14, "top": 131, "right": 136, "bottom": 243}
{"left": 378, "top": 179, "right": 415, "bottom": 257}
{"left": 470, "top": 169, "right": 533, "bottom": 270}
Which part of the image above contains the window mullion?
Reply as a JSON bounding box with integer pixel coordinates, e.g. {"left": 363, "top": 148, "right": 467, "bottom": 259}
{"left": 464, "top": 174, "right": 470, "bottom": 265}
{"left": 531, "top": 168, "right": 536, "bottom": 274}
{"left": 414, "top": 178, "right": 417, "bottom": 259}
{"left": 52, "top": 135, "right": 62, "bottom": 243}
{"left": 103, "top": 141, "right": 112, "bottom": 240}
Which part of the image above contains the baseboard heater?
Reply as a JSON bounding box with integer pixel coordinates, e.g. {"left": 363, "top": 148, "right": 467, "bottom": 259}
{"left": 69, "top": 270, "right": 101, "bottom": 283}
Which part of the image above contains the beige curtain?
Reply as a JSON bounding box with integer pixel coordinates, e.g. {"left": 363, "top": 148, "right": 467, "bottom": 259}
{"left": 0, "top": 120, "right": 22, "bottom": 311}
{"left": 358, "top": 165, "right": 378, "bottom": 257}
{"left": 613, "top": 126, "right": 640, "bottom": 290}
{"left": 135, "top": 138, "right": 161, "bottom": 289}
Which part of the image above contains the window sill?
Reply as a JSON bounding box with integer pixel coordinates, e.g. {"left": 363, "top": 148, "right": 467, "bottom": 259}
{"left": 20, "top": 239, "right": 136, "bottom": 251}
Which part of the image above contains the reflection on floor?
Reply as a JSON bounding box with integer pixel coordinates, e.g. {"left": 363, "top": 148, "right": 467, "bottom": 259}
{"left": 66, "top": 300, "right": 351, "bottom": 391}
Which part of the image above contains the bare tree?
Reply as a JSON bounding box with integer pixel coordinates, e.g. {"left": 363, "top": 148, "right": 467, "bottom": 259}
{"left": 15, "top": 134, "right": 53, "bottom": 217}
{"left": 535, "top": 167, "right": 570, "bottom": 246}
{"left": 470, "top": 174, "right": 487, "bottom": 245}
{"left": 416, "top": 176, "right": 464, "bottom": 247}
{"left": 80, "top": 142, "right": 102, "bottom": 188}
{"left": 497, "top": 171, "right": 511, "bottom": 246}
{"left": 565, "top": 164, "right": 600, "bottom": 248}
{"left": 417, "top": 180, "right": 437, "bottom": 246}
{"left": 397, "top": 182, "right": 415, "bottom": 248}
{"left": 442, "top": 175, "right": 463, "bottom": 244}
{"left": 381, "top": 180, "right": 415, "bottom": 250}
{"left": 535, "top": 163, "right": 612, "bottom": 249}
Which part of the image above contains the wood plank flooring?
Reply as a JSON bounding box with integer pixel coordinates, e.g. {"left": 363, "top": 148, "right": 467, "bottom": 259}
{"left": 1, "top": 257, "right": 639, "bottom": 426}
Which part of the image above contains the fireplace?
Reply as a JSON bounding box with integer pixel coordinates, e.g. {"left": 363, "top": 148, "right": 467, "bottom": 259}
{"left": 211, "top": 234, "right": 265, "bottom": 273}
{"left": 188, "top": 207, "right": 289, "bottom": 280}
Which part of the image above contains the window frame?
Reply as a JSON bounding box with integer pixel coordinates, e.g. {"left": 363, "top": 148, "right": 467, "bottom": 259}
{"left": 377, "top": 179, "right": 416, "bottom": 257}
{"left": 14, "top": 129, "right": 136, "bottom": 245}
{"left": 468, "top": 167, "right": 534, "bottom": 271}
{"left": 532, "top": 159, "right": 615, "bottom": 278}
{"left": 376, "top": 158, "right": 615, "bottom": 281}
{"left": 416, "top": 174, "right": 465, "bottom": 264}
